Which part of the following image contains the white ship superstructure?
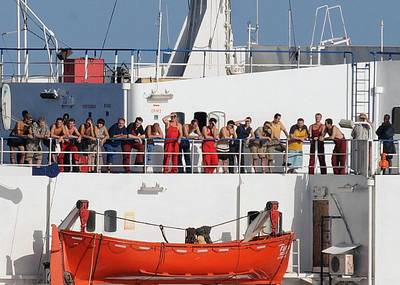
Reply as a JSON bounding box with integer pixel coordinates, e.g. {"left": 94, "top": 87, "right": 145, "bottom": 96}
{"left": 1, "top": 1, "right": 400, "bottom": 285}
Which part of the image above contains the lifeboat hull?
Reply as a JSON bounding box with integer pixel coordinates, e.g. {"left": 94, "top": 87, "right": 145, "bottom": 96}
{"left": 51, "top": 226, "right": 294, "bottom": 285}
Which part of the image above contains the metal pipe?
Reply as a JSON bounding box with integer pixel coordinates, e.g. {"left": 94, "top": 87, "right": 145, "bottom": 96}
{"left": 238, "top": 140, "right": 242, "bottom": 173}
{"left": 84, "top": 50, "right": 88, "bottom": 82}
{"left": 155, "top": 0, "right": 163, "bottom": 82}
{"left": 114, "top": 50, "right": 118, "bottom": 83}
{"left": 1, "top": 50, "right": 3, "bottom": 82}
{"left": 203, "top": 51, "right": 206, "bottom": 78}
{"left": 23, "top": 0, "right": 28, "bottom": 81}
{"left": 96, "top": 139, "right": 100, "bottom": 173}
{"left": 48, "top": 138, "right": 52, "bottom": 165}
{"left": 144, "top": 138, "right": 147, "bottom": 173}
{"left": 285, "top": 140, "right": 288, "bottom": 173}
{"left": 297, "top": 46, "right": 300, "bottom": 69}
{"left": 250, "top": 51, "right": 253, "bottom": 73}
{"left": 297, "top": 239, "right": 301, "bottom": 275}
{"left": 256, "top": 0, "right": 259, "bottom": 44}
{"left": 16, "top": 0, "right": 21, "bottom": 82}
{"left": 380, "top": 20, "right": 384, "bottom": 62}
{"left": 0, "top": 137, "right": 3, "bottom": 165}
{"left": 191, "top": 139, "right": 195, "bottom": 173}
{"left": 368, "top": 178, "right": 375, "bottom": 285}
{"left": 288, "top": 8, "right": 291, "bottom": 49}
{"left": 130, "top": 52, "right": 134, "bottom": 83}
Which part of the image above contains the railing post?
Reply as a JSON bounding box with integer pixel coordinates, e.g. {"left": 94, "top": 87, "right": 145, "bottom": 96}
{"left": 250, "top": 51, "right": 253, "bottom": 73}
{"left": 191, "top": 139, "right": 195, "bottom": 174}
{"left": 130, "top": 51, "right": 134, "bottom": 83}
{"left": 238, "top": 139, "right": 242, "bottom": 173}
{"left": 203, "top": 51, "right": 206, "bottom": 78}
{"left": 84, "top": 50, "right": 89, "bottom": 82}
{"left": 0, "top": 137, "right": 3, "bottom": 165}
{"left": 297, "top": 47, "right": 300, "bottom": 69}
{"left": 136, "top": 50, "right": 140, "bottom": 78}
{"left": 144, "top": 138, "right": 147, "bottom": 173}
{"left": 96, "top": 138, "right": 100, "bottom": 173}
{"left": 1, "top": 49, "right": 4, "bottom": 82}
{"left": 285, "top": 140, "right": 289, "bottom": 173}
{"left": 397, "top": 140, "right": 400, "bottom": 175}
{"left": 48, "top": 138, "right": 53, "bottom": 165}
{"left": 345, "top": 139, "right": 349, "bottom": 174}
{"left": 114, "top": 50, "right": 118, "bottom": 83}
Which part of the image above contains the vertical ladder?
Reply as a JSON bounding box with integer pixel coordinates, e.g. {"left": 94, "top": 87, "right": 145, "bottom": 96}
{"left": 352, "top": 62, "right": 371, "bottom": 121}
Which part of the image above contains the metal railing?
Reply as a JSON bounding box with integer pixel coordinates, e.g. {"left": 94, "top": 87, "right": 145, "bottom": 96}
{"left": 0, "top": 47, "right": 355, "bottom": 82}
{"left": 1, "top": 136, "right": 398, "bottom": 176}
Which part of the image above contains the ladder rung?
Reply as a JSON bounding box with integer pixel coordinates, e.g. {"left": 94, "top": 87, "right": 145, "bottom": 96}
{"left": 356, "top": 90, "right": 369, "bottom": 93}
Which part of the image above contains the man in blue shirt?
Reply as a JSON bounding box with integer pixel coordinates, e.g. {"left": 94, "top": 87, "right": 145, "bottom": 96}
{"left": 104, "top": 118, "right": 127, "bottom": 172}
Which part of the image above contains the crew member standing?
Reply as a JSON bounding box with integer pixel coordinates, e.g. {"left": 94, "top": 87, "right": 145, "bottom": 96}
{"left": 202, "top": 118, "right": 219, "bottom": 173}
{"left": 308, "top": 113, "right": 327, "bottom": 174}
{"left": 162, "top": 113, "right": 183, "bottom": 173}
{"left": 324, "top": 118, "right": 346, "bottom": 175}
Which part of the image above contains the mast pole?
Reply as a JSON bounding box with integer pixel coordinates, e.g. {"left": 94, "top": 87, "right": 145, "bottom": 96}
{"left": 155, "top": 0, "right": 163, "bottom": 82}
{"left": 23, "top": 0, "right": 29, "bottom": 81}
{"left": 256, "top": 0, "right": 259, "bottom": 44}
{"left": 380, "top": 20, "right": 384, "bottom": 62}
{"left": 288, "top": 8, "right": 292, "bottom": 49}
{"left": 17, "top": 0, "right": 21, "bottom": 82}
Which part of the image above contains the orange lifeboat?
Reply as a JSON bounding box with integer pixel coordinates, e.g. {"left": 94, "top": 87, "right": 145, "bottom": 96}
{"left": 50, "top": 201, "right": 295, "bottom": 285}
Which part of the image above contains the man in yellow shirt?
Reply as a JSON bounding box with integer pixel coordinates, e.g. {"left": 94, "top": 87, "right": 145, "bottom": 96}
{"left": 270, "top": 113, "right": 289, "bottom": 140}
{"left": 287, "top": 118, "right": 309, "bottom": 173}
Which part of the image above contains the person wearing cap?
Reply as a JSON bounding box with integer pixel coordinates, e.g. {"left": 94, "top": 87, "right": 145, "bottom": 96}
{"left": 25, "top": 116, "right": 50, "bottom": 165}
{"left": 351, "top": 113, "right": 371, "bottom": 175}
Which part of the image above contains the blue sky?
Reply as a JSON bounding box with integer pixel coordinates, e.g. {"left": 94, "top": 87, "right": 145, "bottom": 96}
{"left": 1, "top": 0, "right": 399, "bottom": 50}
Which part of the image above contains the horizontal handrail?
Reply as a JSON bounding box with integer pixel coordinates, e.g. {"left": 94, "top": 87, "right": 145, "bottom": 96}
{"left": 0, "top": 137, "right": 398, "bottom": 175}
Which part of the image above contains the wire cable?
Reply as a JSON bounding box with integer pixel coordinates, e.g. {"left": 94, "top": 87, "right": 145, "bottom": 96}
{"left": 95, "top": 211, "right": 252, "bottom": 231}
{"left": 99, "top": 0, "right": 118, "bottom": 58}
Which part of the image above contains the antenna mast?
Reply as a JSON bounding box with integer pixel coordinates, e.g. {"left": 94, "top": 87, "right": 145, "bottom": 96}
{"left": 155, "top": 0, "right": 163, "bottom": 82}
{"left": 16, "top": 0, "right": 21, "bottom": 82}
{"left": 256, "top": 0, "right": 259, "bottom": 44}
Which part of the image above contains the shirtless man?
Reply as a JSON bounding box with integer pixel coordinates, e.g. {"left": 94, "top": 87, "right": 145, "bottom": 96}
{"left": 50, "top": 117, "right": 66, "bottom": 163}
{"left": 8, "top": 110, "right": 30, "bottom": 164}
{"left": 59, "top": 118, "right": 81, "bottom": 172}
{"left": 79, "top": 117, "right": 97, "bottom": 172}
{"left": 308, "top": 113, "right": 327, "bottom": 174}
{"left": 217, "top": 120, "right": 236, "bottom": 173}
{"left": 323, "top": 118, "right": 346, "bottom": 175}
{"left": 162, "top": 113, "right": 183, "bottom": 173}
{"left": 180, "top": 119, "right": 202, "bottom": 173}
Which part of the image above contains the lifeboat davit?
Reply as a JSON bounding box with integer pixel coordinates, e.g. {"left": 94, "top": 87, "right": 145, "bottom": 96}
{"left": 50, "top": 201, "right": 295, "bottom": 285}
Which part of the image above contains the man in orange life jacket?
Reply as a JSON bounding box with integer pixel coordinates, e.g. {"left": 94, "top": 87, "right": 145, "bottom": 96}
{"left": 162, "top": 113, "right": 183, "bottom": 173}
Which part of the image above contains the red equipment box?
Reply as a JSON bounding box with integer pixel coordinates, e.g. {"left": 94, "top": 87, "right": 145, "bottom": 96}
{"left": 63, "top": 58, "right": 104, "bottom": 83}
